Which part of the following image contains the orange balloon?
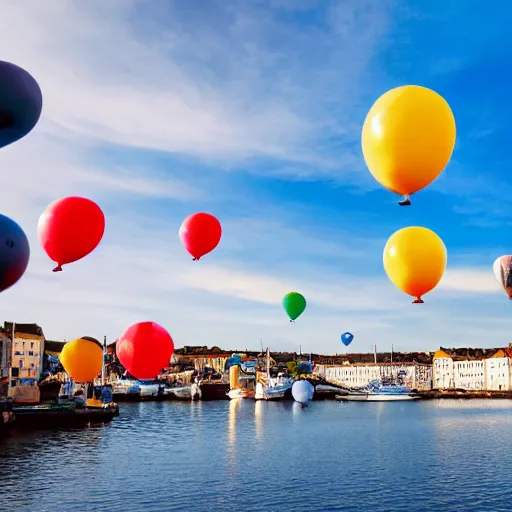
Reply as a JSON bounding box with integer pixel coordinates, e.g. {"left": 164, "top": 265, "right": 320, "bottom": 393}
{"left": 59, "top": 337, "right": 103, "bottom": 383}
{"left": 383, "top": 226, "right": 447, "bottom": 303}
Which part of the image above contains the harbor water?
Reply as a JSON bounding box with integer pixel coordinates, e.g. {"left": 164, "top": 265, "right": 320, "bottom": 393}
{"left": 2, "top": 399, "right": 512, "bottom": 512}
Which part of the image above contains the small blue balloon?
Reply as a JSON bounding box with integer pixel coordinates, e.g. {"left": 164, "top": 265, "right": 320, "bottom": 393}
{"left": 341, "top": 332, "right": 354, "bottom": 347}
{"left": 0, "top": 61, "right": 42, "bottom": 150}
{"left": 0, "top": 214, "right": 30, "bottom": 292}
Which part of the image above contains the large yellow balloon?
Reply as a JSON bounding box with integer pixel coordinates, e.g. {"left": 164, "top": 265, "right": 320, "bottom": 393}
{"left": 362, "top": 85, "right": 456, "bottom": 205}
{"left": 383, "top": 226, "right": 447, "bottom": 303}
{"left": 59, "top": 337, "right": 103, "bottom": 383}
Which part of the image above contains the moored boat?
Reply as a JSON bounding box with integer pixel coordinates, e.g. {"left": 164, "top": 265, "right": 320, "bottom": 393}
{"left": 227, "top": 388, "right": 255, "bottom": 400}
{"left": 163, "top": 385, "right": 192, "bottom": 401}
{"left": 12, "top": 401, "right": 119, "bottom": 429}
{"left": 255, "top": 349, "right": 294, "bottom": 401}
{"left": 336, "top": 380, "right": 420, "bottom": 402}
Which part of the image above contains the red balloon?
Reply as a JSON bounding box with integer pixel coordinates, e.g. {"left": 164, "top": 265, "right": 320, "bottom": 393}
{"left": 38, "top": 196, "right": 105, "bottom": 272}
{"left": 116, "top": 322, "right": 174, "bottom": 380}
{"left": 179, "top": 212, "right": 222, "bottom": 261}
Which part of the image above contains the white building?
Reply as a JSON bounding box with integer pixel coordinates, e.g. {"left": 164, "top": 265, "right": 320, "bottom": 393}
{"left": 433, "top": 347, "right": 512, "bottom": 391}
{"left": 316, "top": 363, "right": 432, "bottom": 390}
{"left": 485, "top": 349, "right": 512, "bottom": 391}
{"left": 432, "top": 350, "right": 454, "bottom": 389}
{"left": 454, "top": 359, "right": 485, "bottom": 390}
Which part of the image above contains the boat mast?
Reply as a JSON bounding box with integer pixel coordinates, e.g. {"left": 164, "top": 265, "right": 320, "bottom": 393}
{"left": 390, "top": 344, "right": 394, "bottom": 381}
{"left": 266, "top": 347, "right": 270, "bottom": 379}
{"left": 101, "top": 335, "right": 107, "bottom": 385}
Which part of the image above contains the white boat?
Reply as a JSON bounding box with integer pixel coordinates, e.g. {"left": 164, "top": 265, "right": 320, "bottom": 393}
{"left": 227, "top": 357, "right": 255, "bottom": 400}
{"left": 336, "top": 380, "right": 420, "bottom": 402}
{"left": 227, "top": 388, "right": 254, "bottom": 400}
{"left": 136, "top": 380, "right": 160, "bottom": 399}
{"left": 255, "top": 349, "right": 293, "bottom": 401}
{"left": 163, "top": 385, "right": 192, "bottom": 400}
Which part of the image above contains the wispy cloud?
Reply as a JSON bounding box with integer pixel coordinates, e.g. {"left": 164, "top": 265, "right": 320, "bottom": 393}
{"left": 438, "top": 267, "right": 500, "bottom": 294}
{"left": 0, "top": 0, "right": 395, "bottom": 177}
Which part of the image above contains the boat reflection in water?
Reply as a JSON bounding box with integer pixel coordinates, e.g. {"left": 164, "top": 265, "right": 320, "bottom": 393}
{"left": 254, "top": 400, "right": 263, "bottom": 442}
{"left": 336, "top": 380, "right": 420, "bottom": 402}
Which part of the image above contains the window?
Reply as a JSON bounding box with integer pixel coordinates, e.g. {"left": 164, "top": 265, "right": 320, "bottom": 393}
{"left": 28, "top": 351, "right": 33, "bottom": 356}
{"left": 11, "top": 367, "right": 19, "bottom": 377}
{"left": 10, "top": 380, "right": 16, "bottom": 387}
{"left": 14, "top": 351, "right": 24, "bottom": 356}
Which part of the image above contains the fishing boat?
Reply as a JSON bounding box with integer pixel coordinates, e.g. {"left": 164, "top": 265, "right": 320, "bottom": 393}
{"left": 227, "top": 360, "right": 256, "bottom": 400}
{"left": 255, "top": 349, "right": 293, "bottom": 401}
{"left": 336, "top": 380, "right": 420, "bottom": 402}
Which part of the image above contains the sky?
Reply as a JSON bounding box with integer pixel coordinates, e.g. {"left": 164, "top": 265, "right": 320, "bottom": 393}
{"left": 0, "top": 0, "right": 511, "bottom": 354}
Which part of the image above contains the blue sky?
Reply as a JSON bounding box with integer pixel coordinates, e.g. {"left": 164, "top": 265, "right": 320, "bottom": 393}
{"left": 0, "top": 0, "right": 511, "bottom": 354}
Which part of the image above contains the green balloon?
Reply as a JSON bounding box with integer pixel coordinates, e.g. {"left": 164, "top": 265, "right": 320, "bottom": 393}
{"left": 282, "top": 292, "right": 306, "bottom": 321}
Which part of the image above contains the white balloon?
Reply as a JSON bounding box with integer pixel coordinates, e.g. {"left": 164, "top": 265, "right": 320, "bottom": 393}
{"left": 292, "top": 380, "right": 314, "bottom": 404}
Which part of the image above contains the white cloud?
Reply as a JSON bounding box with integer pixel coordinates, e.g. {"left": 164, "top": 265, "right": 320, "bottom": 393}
{"left": 0, "top": 0, "right": 393, "bottom": 175}
{"left": 438, "top": 267, "right": 501, "bottom": 294}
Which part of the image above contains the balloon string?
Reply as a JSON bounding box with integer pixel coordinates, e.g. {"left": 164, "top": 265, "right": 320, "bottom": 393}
{"left": 52, "top": 264, "right": 63, "bottom": 273}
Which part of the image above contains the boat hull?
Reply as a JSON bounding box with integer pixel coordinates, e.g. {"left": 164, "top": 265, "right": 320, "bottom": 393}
{"left": 200, "top": 382, "right": 230, "bottom": 401}
{"left": 228, "top": 389, "right": 255, "bottom": 400}
{"left": 366, "top": 394, "right": 420, "bottom": 402}
{"left": 12, "top": 405, "right": 119, "bottom": 429}
{"left": 337, "top": 393, "right": 420, "bottom": 402}
{"left": 163, "top": 386, "right": 192, "bottom": 401}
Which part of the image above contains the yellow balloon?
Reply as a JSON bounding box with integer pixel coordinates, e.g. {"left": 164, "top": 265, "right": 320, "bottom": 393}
{"left": 383, "top": 226, "right": 447, "bottom": 303}
{"left": 59, "top": 337, "right": 103, "bottom": 383}
{"left": 361, "top": 85, "right": 456, "bottom": 205}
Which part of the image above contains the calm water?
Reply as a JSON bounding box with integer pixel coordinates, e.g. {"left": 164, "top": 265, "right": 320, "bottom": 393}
{"left": 1, "top": 399, "right": 512, "bottom": 511}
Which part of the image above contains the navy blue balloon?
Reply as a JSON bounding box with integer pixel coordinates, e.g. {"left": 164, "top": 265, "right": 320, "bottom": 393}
{"left": 0, "top": 214, "right": 30, "bottom": 292}
{"left": 341, "top": 332, "right": 354, "bottom": 347}
{"left": 0, "top": 61, "right": 42, "bottom": 149}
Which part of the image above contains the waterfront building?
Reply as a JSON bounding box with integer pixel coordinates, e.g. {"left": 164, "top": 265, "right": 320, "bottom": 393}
{"left": 316, "top": 362, "right": 432, "bottom": 390}
{"left": 5, "top": 322, "right": 45, "bottom": 400}
{"left": 433, "top": 347, "right": 512, "bottom": 391}
{"left": 485, "top": 349, "right": 512, "bottom": 391}
{"left": 453, "top": 359, "right": 485, "bottom": 390}
{"left": 432, "top": 350, "right": 455, "bottom": 389}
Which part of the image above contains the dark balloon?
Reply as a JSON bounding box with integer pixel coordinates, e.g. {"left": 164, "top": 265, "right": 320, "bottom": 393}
{"left": 0, "top": 61, "right": 42, "bottom": 149}
{"left": 0, "top": 214, "right": 30, "bottom": 292}
{"left": 341, "top": 332, "right": 354, "bottom": 347}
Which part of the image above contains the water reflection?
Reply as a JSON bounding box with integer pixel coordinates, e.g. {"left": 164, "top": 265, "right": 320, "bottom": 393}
{"left": 227, "top": 399, "right": 240, "bottom": 448}
{"left": 3, "top": 400, "right": 512, "bottom": 512}
{"left": 254, "top": 399, "right": 263, "bottom": 442}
